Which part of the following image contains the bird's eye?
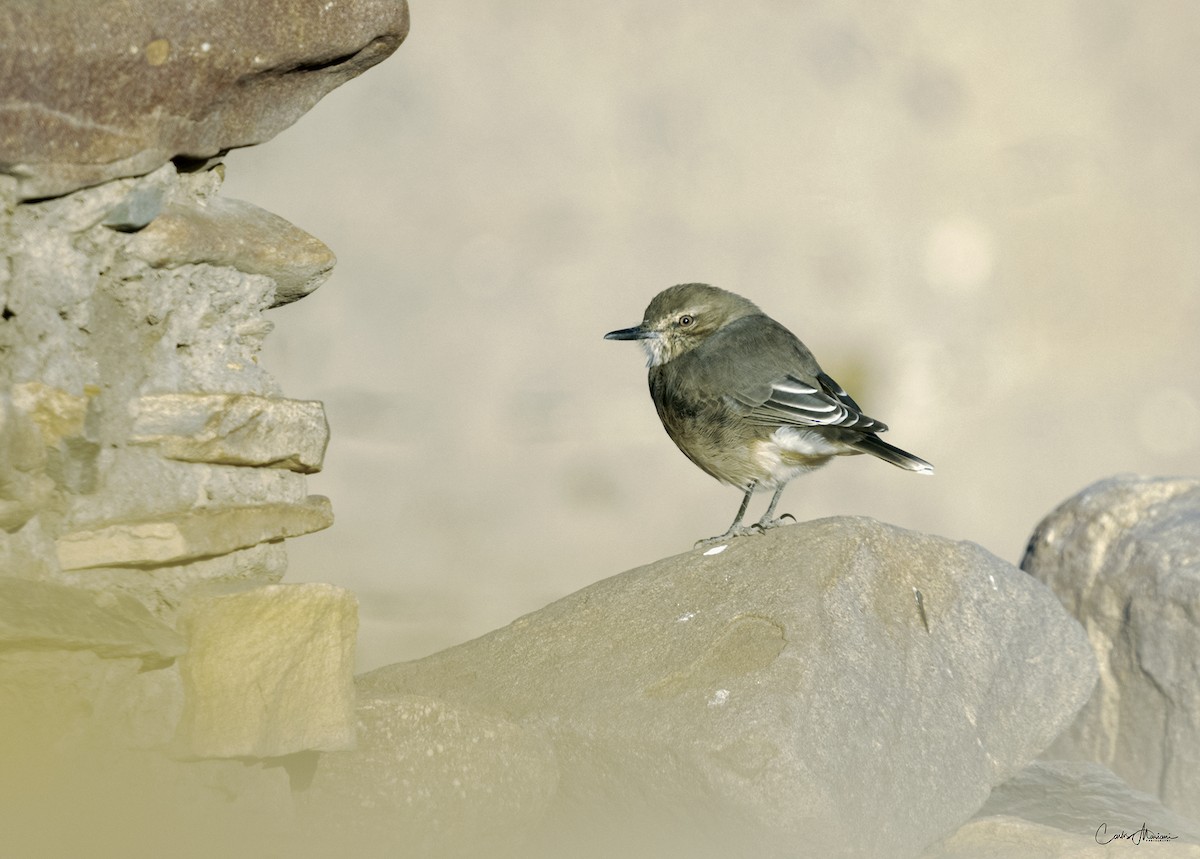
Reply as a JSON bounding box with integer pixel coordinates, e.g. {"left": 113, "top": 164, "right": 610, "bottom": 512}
{"left": 678, "top": 314, "right": 694, "bottom": 327}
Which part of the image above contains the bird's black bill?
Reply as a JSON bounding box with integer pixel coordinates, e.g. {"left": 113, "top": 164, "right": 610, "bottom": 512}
{"left": 604, "top": 326, "right": 651, "bottom": 341}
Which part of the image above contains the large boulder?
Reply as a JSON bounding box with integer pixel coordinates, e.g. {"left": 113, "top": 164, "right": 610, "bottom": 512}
{"left": 1023, "top": 475, "right": 1200, "bottom": 821}
{"left": 319, "top": 517, "right": 1096, "bottom": 858}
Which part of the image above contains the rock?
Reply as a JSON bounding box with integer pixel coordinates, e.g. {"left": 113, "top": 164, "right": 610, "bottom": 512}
{"left": 1022, "top": 475, "right": 1200, "bottom": 821}
{"left": 0, "top": 577, "right": 184, "bottom": 663}
{"left": 175, "top": 583, "right": 358, "bottom": 758}
{"left": 920, "top": 815, "right": 1200, "bottom": 859}
{"left": 303, "top": 695, "right": 559, "bottom": 857}
{"left": 357, "top": 517, "right": 1098, "bottom": 859}
{"left": 129, "top": 393, "right": 329, "bottom": 473}
{"left": 10, "top": 381, "right": 89, "bottom": 445}
{"left": 4, "top": 169, "right": 283, "bottom": 408}
{"left": 125, "top": 197, "right": 337, "bottom": 306}
{"left": 0, "top": 0, "right": 406, "bottom": 848}
{"left": 100, "top": 175, "right": 171, "bottom": 231}
{"left": 0, "top": 0, "right": 410, "bottom": 200}
{"left": 60, "top": 447, "right": 312, "bottom": 534}
{"left": 56, "top": 495, "right": 333, "bottom": 570}
{"left": 977, "top": 760, "right": 1200, "bottom": 845}
{"left": 0, "top": 393, "right": 54, "bottom": 531}
{"left": 0, "top": 650, "right": 181, "bottom": 756}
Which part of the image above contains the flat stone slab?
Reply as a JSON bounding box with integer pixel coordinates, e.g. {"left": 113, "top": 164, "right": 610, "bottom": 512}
{"left": 56, "top": 495, "right": 333, "bottom": 570}
{"left": 125, "top": 197, "right": 337, "bottom": 307}
{"left": 130, "top": 393, "right": 329, "bottom": 473}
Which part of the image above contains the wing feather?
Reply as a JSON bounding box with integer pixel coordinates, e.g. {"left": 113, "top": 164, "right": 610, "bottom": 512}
{"left": 731, "top": 370, "right": 888, "bottom": 432}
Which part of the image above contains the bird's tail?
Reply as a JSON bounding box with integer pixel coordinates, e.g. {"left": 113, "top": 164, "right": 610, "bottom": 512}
{"left": 851, "top": 435, "right": 934, "bottom": 475}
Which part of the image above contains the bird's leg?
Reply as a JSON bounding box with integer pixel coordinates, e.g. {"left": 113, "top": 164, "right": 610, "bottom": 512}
{"left": 752, "top": 483, "right": 796, "bottom": 532}
{"left": 694, "top": 482, "right": 761, "bottom": 548}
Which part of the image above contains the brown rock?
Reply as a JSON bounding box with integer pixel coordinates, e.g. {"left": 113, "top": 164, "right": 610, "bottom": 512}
{"left": 0, "top": 0, "right": 410, "bottom": 199}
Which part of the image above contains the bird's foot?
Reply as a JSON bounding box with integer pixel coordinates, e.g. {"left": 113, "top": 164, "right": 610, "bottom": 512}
{"left": 750, "top": 513, "right": 796, "bottom": 533}
{"left": 693, "top": 525, "right": 762, "bottom": 550}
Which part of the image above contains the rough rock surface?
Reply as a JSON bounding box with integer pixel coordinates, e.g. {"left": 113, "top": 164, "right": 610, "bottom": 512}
{"left": 303, "top": 695, "right": 560, "bottom": 858}
{"left": 129, "top": 393, "right": 330, "bottom": 472}
{"left": 346, "top": 517, "right": 1097, "bottom": 859}
{"left": 175, "top": 583, "right": 359, "bottom": 758}
{"left": 976, "top": 760, "right": 1200, "bottom": 845}
{"left": 918, "top": 758, "right": 1200, "bottom": 855}
{"left": 0, "top": 576, "right": 184, "bottom": 662}
{"left": 0, "top": 0, "right": 411, "bottom": 199}
{"left": 0, "top": 1, "right": 409, "bottom": 853}
{"left": 1022, "top": 475, "right": 1200, "bottom": 821}
{"left": 125, "top": 198, "right": 337, "bottom": 306}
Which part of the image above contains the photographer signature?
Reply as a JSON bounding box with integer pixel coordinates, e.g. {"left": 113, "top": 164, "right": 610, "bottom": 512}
{"left": 1096, "top": 822, "right": 1179, "bottom": 845}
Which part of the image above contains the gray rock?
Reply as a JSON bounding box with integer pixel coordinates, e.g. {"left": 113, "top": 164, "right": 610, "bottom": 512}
{"left": 0, "top": 576, "right": 184, "bottom": 663}
{"left": 980, "top": 760, "right": 1200, "bottom": 845}
{"left": 303, "top": 695, "right": 559, "bottom": 858}
{"left": 0, "top": 0, "right": 410, "bottom": 200}
{"left": 1023, "top": 475, "right": 1200, "bottom": 821}
{"left": 357, "top": 517, "right": 1098, "bottom": 859}
{"left": 101, "top": 180, "right": 169, "bottom": 232}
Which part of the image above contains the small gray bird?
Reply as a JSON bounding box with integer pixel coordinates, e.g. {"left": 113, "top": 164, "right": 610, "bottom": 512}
{"left": 605, "top": 283, "right": 933, "bottom": 545}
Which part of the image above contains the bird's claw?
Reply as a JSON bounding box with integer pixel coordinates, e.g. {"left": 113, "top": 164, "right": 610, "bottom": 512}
{"left": 694, "top": 516, "right": 798, "bottom": 548}
{"left": 752, "top": 514, "right": 797, "bottom": 532}
{"left": 694, "top": 525, "right": 762, "bottom": 549}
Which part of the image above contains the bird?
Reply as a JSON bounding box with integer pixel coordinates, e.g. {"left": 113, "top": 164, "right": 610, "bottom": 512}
{"left": 604, "top": 283, "right": 933, "bottom": 546}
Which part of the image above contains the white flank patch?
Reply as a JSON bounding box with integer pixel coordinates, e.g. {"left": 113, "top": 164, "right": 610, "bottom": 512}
{"left": 747, "top": 428, "right": 841, "bottom": 488}
{"left": 772, "top": 426, "right": 842, "bottom": 456}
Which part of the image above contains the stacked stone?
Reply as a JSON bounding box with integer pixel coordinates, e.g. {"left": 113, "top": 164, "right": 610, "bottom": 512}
{"left": 0, "top": 1, "right": 409, "bottom": 854}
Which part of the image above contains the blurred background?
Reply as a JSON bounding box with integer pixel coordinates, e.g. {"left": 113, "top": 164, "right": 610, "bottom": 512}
{"left": 223, "top": 1, "right": 1200, "bottom": 672}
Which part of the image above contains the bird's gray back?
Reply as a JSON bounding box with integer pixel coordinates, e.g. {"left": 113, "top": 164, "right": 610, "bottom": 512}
{"left": 678, "top": 314, "right": 823, "bottom": 407}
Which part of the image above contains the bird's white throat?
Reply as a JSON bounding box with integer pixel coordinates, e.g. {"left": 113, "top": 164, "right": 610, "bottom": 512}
{"left": 639, "top": 333, "right": 670, "bottom": 367}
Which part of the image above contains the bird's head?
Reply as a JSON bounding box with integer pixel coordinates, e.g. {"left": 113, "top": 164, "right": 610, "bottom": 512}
{"left": 603, "top": 283, "right": 761, "bottom": 366}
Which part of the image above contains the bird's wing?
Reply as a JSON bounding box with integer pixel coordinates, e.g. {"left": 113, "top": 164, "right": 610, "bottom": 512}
{"left": 688, "top": 314, "right": 889, "bottom": 432}
{"left": 730, "top": 370, "right": 889, "bottom": 432}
